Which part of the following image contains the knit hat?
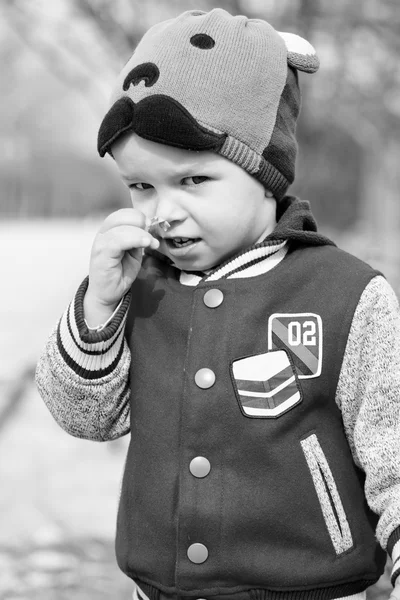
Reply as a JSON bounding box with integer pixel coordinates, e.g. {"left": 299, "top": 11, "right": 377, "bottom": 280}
{"left": 97, "top": 9, "right": 319, "bottom": 199}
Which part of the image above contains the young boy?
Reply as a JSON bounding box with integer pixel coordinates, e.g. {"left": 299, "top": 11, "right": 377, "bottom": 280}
{"left": 36, "top": 8, "right": 400, "bottom": 600}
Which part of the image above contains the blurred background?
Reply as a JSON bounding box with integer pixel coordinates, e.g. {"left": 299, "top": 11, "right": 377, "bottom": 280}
{"left": 0, "top": 0, "right": 399, "bottom": 598}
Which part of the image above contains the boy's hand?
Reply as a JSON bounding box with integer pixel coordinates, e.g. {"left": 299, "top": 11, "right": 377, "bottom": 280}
{"left": 84, "top": 208, "right": 159, "bottom": 326}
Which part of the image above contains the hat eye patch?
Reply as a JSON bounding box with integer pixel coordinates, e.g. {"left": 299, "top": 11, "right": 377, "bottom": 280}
{"left": 190, "top": 33, "right": 215, "bottom": 49}
{"left": 123, "top": 63, "right": 160, "bottom": 91}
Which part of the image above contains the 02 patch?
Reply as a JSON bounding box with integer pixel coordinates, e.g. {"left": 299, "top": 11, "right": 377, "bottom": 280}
{"left": 231, "top": 349, "right": 302, "bottom": 418}
{"left": 268, "top": 313, "right": 323, "bottom": 379}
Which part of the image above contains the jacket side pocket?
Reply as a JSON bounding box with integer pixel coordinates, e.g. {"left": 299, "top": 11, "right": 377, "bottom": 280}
{"left": 300, "top": 433, "right": 353, "bottom": 555}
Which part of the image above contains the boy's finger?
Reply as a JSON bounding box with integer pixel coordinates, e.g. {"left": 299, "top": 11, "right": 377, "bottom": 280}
{"left": 99, "top": 208, "right": 148, "bottom": 234}
{"left": 99, "top": 225, "right": 159, "bottom": 257}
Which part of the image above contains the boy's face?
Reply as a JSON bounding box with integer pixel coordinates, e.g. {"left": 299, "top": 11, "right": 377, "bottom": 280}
{"left": 113, "top": 133, "right": 276, "bottom": 272}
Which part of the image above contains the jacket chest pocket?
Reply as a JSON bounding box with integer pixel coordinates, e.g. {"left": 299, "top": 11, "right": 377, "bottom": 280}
{"left": 300, "top": 433, "right": 354, "bottom": 555}
{"left": 231, "top": 349, "right": 302, "bottom": 418}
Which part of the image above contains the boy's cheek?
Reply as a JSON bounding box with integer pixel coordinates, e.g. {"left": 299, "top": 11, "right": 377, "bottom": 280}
{"left": 130, "top": 201, "right": 153, "bottom": 223}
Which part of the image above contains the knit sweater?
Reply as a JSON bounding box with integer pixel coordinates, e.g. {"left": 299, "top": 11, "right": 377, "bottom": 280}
{"left": 35, "top": 197, "right": 400, "bottom": 591}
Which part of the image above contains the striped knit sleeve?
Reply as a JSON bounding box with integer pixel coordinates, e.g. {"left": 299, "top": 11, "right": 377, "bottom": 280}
{"left": 35, "top": 276, "right": 132, "bottom": 441}
{"left": 335, "top": 275, "right": 400, "bottom": 585}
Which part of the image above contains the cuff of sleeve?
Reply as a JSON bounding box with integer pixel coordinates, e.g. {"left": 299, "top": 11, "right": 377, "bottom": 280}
{"left": 84, "top": 297, "right": 124, "bottom": 332}
{"left": 75, "top": 276, "right": 131, "bottom": 344}
{"left": 387, "top": 527, "right": 400, "bottom": 586}
{"left": 56, "top": 276, "right": 131, "bottom": 379}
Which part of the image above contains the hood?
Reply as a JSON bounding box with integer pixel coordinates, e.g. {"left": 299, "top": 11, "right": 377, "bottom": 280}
{"left": 267, "top": 195, "right": 335, "bottom": 247}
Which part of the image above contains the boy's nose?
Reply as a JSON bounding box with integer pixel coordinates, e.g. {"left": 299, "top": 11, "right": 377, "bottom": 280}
{"left": 154, "top": 193, "right": 185, "bottom": 226}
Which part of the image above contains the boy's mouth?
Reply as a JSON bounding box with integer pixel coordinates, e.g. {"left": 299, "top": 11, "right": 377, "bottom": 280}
{"left": 166, "top": 237, "right": 200, "bottom": 248}
{"left": 163, "top": 236, "right": 201, "bottom": 258}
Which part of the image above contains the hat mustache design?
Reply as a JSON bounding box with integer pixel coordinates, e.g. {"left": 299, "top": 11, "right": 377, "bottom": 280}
{"left": 97, "top": 9, "right": 319, "bottom": 199}
{"left": 98, "top": 91, "right": 227, "bottom": 155}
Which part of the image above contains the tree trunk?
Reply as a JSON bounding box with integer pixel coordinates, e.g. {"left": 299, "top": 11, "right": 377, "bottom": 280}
{"left": 361, "top": 138, "right": 400, "bottom": 293}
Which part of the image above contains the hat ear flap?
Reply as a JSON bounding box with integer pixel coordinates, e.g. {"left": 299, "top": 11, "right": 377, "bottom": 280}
{"left": 277, "top": 31, "right": 320, "bottom": 74}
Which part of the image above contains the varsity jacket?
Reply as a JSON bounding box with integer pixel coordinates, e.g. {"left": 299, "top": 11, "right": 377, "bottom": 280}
{"left": 35, "top": 197, "right": 400, "bottom": 599}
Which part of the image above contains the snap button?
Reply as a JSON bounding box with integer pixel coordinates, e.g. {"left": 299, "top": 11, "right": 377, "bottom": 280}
{"left": 203, "top": 288, "right": 224, "bottom": 308}
{"left": 187, "top": 543, "right": 208, "bottom": 564}
{"left": 194, "top": 368, "right": 215, "bottom": 389}
{"left": 190, "top": 457, "right": 211, "bottom": 478}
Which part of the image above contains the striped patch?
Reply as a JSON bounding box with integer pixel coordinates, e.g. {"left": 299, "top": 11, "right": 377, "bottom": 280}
{"left": 231, "top": 350, "right": 301, "bottom": 418}
{"left": 268, "top": 313, "right": 322, "bottom": 379}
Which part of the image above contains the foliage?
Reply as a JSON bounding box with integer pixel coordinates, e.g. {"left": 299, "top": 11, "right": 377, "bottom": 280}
{"left": 1, "top": 0, "right": 399, "bottom": 224}
{"left": 1, "top": 0, "right": 398, "bottom": 280}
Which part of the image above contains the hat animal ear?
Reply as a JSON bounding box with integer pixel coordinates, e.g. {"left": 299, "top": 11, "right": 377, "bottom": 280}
{"left": 277, "top": 31, "right": 320, "bottom": 74}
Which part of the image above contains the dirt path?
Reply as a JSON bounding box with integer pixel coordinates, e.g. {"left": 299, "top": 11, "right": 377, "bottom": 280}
{"left": 0, "top": 380, "right": 131, "bottom": 599}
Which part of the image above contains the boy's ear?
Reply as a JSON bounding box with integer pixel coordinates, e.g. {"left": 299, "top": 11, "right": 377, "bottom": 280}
{"left": 277, "top": 31, "right": 320, "bottom": 74}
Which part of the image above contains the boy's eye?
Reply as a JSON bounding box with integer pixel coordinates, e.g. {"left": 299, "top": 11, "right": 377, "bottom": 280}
{"left": 183, "top": 176, "right": 209, "bottom": 185}
{"left": 129, "top": 182, "right": 153, "bottom": 190}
